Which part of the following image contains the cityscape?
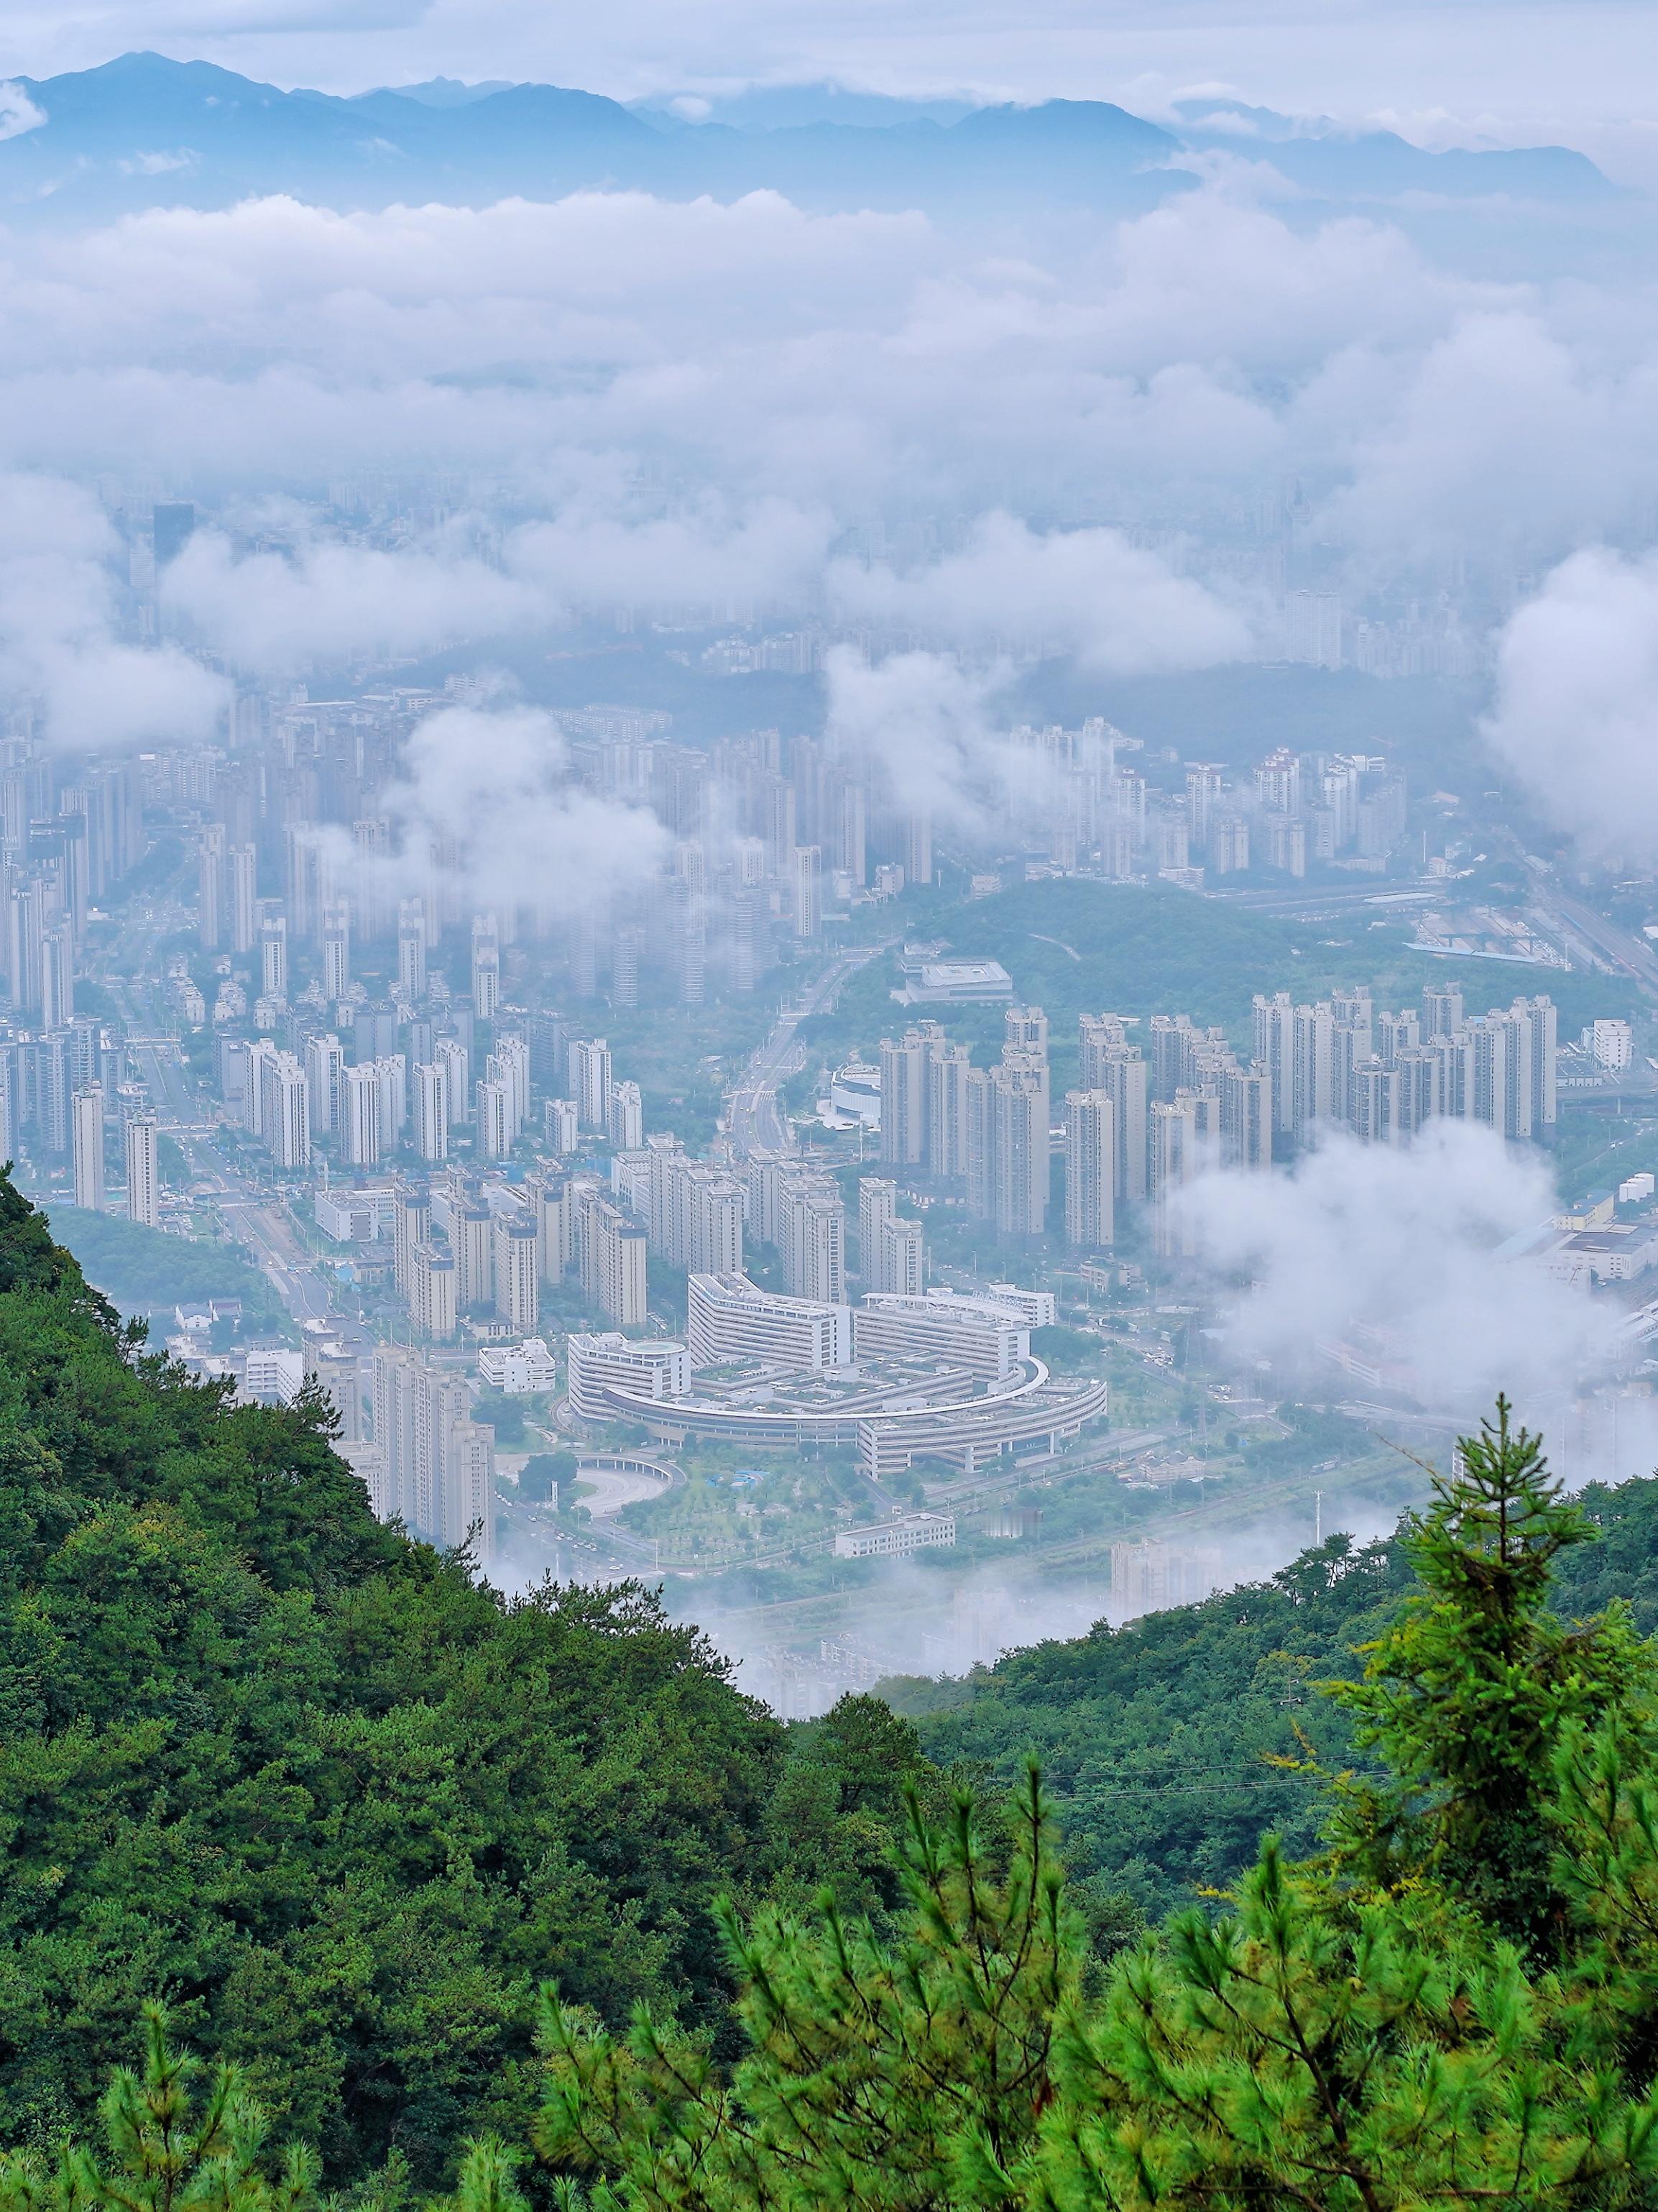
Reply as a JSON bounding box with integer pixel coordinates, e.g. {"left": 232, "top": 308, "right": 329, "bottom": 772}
{"left": 4, "top": 600, "right": 1654, "bottom": 1704}
{"left": 4, "top": 0, "right": 1658, "bottom": 2190}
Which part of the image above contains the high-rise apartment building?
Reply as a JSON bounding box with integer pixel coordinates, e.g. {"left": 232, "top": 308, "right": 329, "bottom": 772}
{"left": 259, "top": 1048, "right": 310, "bottom": 1169}
{"left": 476, "top": 1077, "right": 511, "bottom": 1159}
{"left": 529, "top": 1169, "right": 571, "bottom": 1285}
{"left": 71, "top": 1083, "right": 104, "bottom": 1210}
{"left": 322, "top": 901, "right": 351, "bottom": 1002}
{"left": 259, "top": 909, "right": 287, "bottom": 1003}
{"left": 858, "top": 1176, "right": 925, "bottom": 1293}
{"left": 1251, "top": 992, "right": 1294, "bottom": 1137}
{"left": 229, "top": 844, "right": 257, "bottom": 953}
{"left": 413, "top": 1060, "right": 448, "bottom": 1161}
{"left": 569, "top": 1037, "right": 612, "bottom": 1132}
{"left": 124, "top": 1111, "right": 158, "bottom": 1227}
{"left": 471, "top": 913, "right": 499, "bottom": 1019}
{"left": 341, "top": 1062, "right": 380, "bottom": 1167}
{"left": 779, "top": 1175, "right": 846, "bottom": 1303}
{"left": 581, "top": 1193, "right": 648, "bottom": 1326}
{"left": 1149, "top": 1095, "right": 1202, "bottom": 1259}
{"left": 397, "top": 897, "right": 428, "bottom": 1001}
{"left": 984, "top": 1054, "right": 1049, "bottom": 1239}
{"left": 493, "top": 1213, "right": 539, "bottom": 1331}
{"left": 40, "top": 920, "right": 73, "bottom": 1033}
{"left": 878, "top": 1029, "right": 931, "bottom": 1170}
{"left": 453, "top": 1197, "right": 494, "bottom": 1311}
{"left": 305, "top": 1033, "right": 344, "bottom": 1138}
{"left": 198, "top": 822, "right": 225, "bottom": 950}
{"left": 1219, "top": 1064, "right": 1271, "bottom": 1170}
{"left": 1079, "top": 1015, "right": 1148, "bottom": 1201}
{"left": 1063, "top": 1089, "right": 1115, "bottom": 1250}
{"left": 392, "top": 1184, "right": 430, "bottom": 1297}
{"left": 369, "top": 1349, "right": 493, "bottom": 1562}
{"left": 435, "top": 1035, "right": 469, "bottom": 1128}
{"left": 792, "top": 845, "right": 821, "bottom": 938}
{"left": 926, "top": 1042, "right": 972, "bottom": 1181}
{"left": 607, "top": 1078, "right": 643, "bottom": 1151}
{"left": 409, "top": 1245, "right": 458, "bottom": 1341}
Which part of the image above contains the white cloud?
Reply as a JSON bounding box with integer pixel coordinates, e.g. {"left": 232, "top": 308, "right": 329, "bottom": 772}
{"left": 821, "top": 646, "right": 1019, "bottom": 826}
{"left": 1178, "top": 1123, "right": 1616, "bottom": 1426}
{"left": 0, "top": 82, "right": 45, "bottom": 141}
{"left": 0, "top": 472, "right": 228, "bottom": 747}
{"left": 162, "top": 528, "right": 544, "bottom": 673}
{"left": 828, "top": 510, "right": 1252, "bottom": 668}
{"left": 373, "top": 702, "right": 671, "bottom": 915}
{"left": 1480, "top": 546, "right": 1658, "bottom": 859}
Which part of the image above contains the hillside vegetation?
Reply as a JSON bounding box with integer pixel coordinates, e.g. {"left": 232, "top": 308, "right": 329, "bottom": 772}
{"left": 0, "top": 1175, "right": 934, "bottom": 2183}
{"left": 879, "top": 1473, "right": 1658, "bottom": 1918}
{"left": 13, "top": 1172, "right": 1658, "bottom": 2207}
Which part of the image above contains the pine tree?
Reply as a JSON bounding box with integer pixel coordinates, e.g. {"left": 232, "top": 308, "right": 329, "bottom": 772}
{"left": 0, "top": 2008, "right": 317, "bottom": 2212}
{"left": 1326, "top": 1395, "right": 1649, "bottom": 1946}
{"left": 535, "top": 1767, "right": 1076, "bottom": 2212}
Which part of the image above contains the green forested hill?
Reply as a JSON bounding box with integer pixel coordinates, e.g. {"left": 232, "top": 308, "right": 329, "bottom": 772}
{"left": 0, "top": 1175, "right": 931, "bottom": 2183}
{"left": 880, "top": 1470, "right": 1658, "bottom": 1919}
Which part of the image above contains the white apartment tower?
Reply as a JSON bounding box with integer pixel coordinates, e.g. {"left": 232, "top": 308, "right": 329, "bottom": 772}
{"left": 72, "top": 1083, "right": 105, "bottom": 1211}
{"left": 230, "top": 844, "right": 257, "bottom": 953}
{"left": 607, "top": 1078, "right": 644, "bottom": 1151}
{"left": 1064, "top": 1089, "right": 1115, "bottom": 1250}
{"left": 124, "top": 1112, "right": 159, "bottom": 1228}
{"left": 341, "top": 1063, "right": 381, "bottom": 1167}
{"left": 259, "top": 909, "right": 287, "bottom": 1002}
{"left": 569, "top": 1037, "right": 612, "bottom": 1132}
{"left": 259, "top": 1050, "right": 310, "bottom": 1169}
{"left": 792, "top": 844, "right": 821, "bottom": 937}
{"left": 470, "top": 913, "right": 500, "bottom": 1019}
{"left": 413, "top": 1060, "right": 448, "bottom": 1162}
{"left": 322, "top": 901, "right": 351, "bottom": 1002}
{"left": 494, "top": 1213, "right": 540, "bottom": 1330}
{"left": 305, "top": 1034, "right": 344, "bottom": 1137}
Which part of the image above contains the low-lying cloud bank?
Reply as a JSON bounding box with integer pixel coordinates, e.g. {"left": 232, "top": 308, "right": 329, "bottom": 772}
{"left": 1178, "top": 1123, "right": 1619, "bottom": 1431}
{"left": 0, "top": 178, "right": 1650, "bottom": 607}
{"left": 1483, "top": 546, "right": 1658, "bottom": 863}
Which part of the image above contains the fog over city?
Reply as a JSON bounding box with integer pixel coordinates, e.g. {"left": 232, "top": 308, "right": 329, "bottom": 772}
{"left": 1, "top": 0, "right": 1656, "bottom": 1709}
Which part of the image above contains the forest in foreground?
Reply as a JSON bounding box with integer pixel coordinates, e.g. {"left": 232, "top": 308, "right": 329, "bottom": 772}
{"left": 7, "top": 1172, "right": 1658, "bottom": 2206}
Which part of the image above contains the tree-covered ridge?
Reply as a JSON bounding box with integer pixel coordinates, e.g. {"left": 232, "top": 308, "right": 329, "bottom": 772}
{"left": 875, "top": 1463, "right": 1658, "bottom": 1923}
{"left": 0, "top": 1173, "right": 934, "bottom": 2185}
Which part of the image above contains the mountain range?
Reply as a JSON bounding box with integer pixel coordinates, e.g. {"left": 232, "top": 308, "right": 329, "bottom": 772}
{"left": 0, "top": 51, "right": 1622, "bottom": 228}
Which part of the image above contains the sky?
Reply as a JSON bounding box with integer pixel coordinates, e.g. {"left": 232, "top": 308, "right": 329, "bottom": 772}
{"left": 2, "top": 0, "right": 1657, "bottom": 178}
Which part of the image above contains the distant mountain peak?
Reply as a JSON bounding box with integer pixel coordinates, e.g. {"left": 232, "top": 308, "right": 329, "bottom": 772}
{"left": 363, "top": 77, "right": 518, "bottom": 109}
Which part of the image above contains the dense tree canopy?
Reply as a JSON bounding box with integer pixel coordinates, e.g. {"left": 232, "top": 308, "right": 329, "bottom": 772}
{"left": 0, "top": 1176, "right": 929, "bottom": 2185}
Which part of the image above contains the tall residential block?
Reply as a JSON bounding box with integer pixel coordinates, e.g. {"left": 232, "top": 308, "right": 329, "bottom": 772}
{"left": 124, "top": 1111, "right": 158, "bottom": 1227}
{"left": 1064, "top": 1089, "right": 1115, "bottom": 1250}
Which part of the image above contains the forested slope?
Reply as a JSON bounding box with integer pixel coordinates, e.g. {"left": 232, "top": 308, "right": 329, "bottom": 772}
{"left": 14, "top": 1159, "right": 1658, "bottom": 2195}
{"left": 0, "top": 1175, "right": 931, "bottom": 2183}
{"left": 882, "top": 1468, "right": 1658, "bottom": 1918}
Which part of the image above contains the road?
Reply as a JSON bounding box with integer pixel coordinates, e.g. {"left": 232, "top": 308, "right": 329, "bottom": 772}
{"left": 727, "top": 942, "right": 889, "bottom": 1157}
{"left": 1536, "top": 886, "right": 1658, "bottom": 1001}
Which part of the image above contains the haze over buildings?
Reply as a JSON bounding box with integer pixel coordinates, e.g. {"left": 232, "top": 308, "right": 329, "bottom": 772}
{"left": 0, "top": 0, "right": 1653, "bottom": 1702}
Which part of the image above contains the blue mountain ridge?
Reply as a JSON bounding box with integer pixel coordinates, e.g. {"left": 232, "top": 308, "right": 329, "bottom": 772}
{"left": 0, "top": 51, "right": 1619, "bottom": 226}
